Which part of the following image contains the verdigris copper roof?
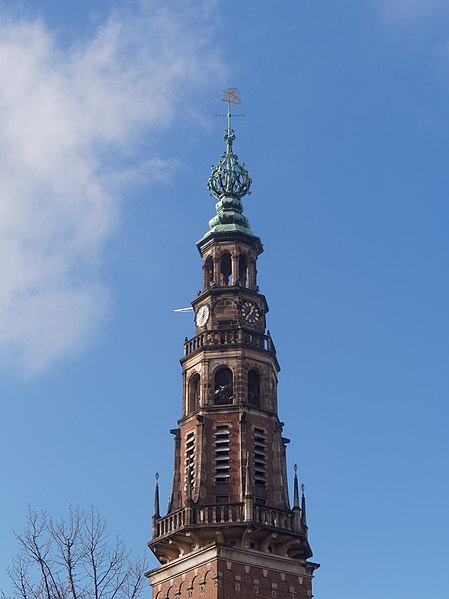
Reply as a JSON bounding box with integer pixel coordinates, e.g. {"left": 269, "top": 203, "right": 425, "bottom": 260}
{"left": 197, "top": 90, "right": 262, "bottom": 255}
{"left": 205, "top": 91, "right": 254, "bottom": 237}
{"left": 207, "top": 128, "right": 252, "bottom": 201}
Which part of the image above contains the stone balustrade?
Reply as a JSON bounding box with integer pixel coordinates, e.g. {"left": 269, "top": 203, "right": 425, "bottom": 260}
{"left": 252, "top": 505, "right": 294, "bottom": 530}
{"left": 184, "top": 329, "right": 276, "bottom": 357}
{"left": 155, "top": 508, "right": 187, "bottom": 537}
{"left": 153, "top": 502, "right": 298, "bottom": 540}
{"left": 193, "top": 503, "right": 243, "bottom": 525}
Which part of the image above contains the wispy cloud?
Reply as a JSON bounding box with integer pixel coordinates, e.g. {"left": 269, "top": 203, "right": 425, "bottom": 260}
{"left": 0, "top": 2, "right": 223, "bottom": 376}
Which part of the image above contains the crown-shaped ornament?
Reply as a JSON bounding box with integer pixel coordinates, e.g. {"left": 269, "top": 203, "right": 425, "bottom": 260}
{"left": 207, "top": 127, "right": 252, "bottom": 200}
{"left": 197, "top": 89, "right": 263, "bottom": 254}
{"left": 207, "top": 89, "right": 252, "bottom": 200}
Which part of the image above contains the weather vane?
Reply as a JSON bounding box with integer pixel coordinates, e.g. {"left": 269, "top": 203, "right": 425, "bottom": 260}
{"left": 222, "top": 88, "right": 242, "bottom": 133}
{"left": 222, "top": 87, "right": 241, "bottom": 105}
{"left": 214, "top": 87, "right": 245, "bottom": 129}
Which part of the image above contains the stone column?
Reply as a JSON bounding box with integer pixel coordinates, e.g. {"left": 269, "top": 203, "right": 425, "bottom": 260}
{"left": 213, "top": 256, "right": 220, "bottom": 286}
{"left": 248, "top": 259, "right": 256, "bottom": 289}
{"left": 231, "top": 253, "right": 239, "bottom": 286}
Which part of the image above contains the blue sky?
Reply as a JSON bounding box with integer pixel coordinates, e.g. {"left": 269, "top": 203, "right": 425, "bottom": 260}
{"left": 0, "top": 1, "right": 448, "bottom": 597}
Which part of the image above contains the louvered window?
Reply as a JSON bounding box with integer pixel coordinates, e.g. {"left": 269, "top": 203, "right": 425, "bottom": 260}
{"left": 254, "top": 427, "right": 267, "bottom": 487}
{"left": 185, "top": 431, "right": 195, "bottom": 491}
{"left": 215, "top": 425, "right": 231, "bottom": 483}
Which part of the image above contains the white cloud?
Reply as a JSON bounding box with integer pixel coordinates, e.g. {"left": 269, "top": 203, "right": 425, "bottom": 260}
{"left": 0, "top": 2, "right": 223, "bottom": 376}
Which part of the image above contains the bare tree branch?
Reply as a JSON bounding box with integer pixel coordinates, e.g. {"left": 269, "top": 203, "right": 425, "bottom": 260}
{"left": 2, "top": 506, "right": 148, "bottom": 599}
{"left": 49, "top": 506, "right": 83, "bottom": 599}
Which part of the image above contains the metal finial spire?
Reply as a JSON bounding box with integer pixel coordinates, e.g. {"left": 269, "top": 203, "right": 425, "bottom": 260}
{"left": 301, "top": 483, "right": 307, "bottom": 528}
{"left": 222, "top": 88, "right": 240, "bottom": 151}
{"left": 153, "top": 472, "right": 160, "bottom": 520}
{"left": 293, "top": 464, "right": 300, "bottom": 508}
{"left": 198, "top": 88, "right": 263, "bottom": 254}
{"left": 207, "top": 88, "right": 252, "bottom": 202}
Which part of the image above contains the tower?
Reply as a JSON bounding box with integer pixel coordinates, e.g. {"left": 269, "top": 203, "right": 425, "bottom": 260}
{"left": 147, "top": 90, "right": 319, "bottom": 599}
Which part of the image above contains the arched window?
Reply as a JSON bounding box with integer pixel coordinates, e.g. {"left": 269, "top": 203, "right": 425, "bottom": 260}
{"left": 189, "top": 373, "right": 200, "bottom": 412}
{"left": 214, "top": 367, "right": 233, "bottom": 404}
{"left": 204, "top": 256, "right": 214, "bottom": 289}
{"left": 248, "top": 370, "right": 260, "bottom": 405}
{"left": 238, "top": 255, "right": 248, "bottom": 288}
{"left": 219, "top": 253, "right": 231, "bottom": 287}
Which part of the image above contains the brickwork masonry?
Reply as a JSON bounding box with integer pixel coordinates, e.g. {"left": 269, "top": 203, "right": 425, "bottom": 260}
{"left": 149, "top": 545, "right": 313, "bottom": 599}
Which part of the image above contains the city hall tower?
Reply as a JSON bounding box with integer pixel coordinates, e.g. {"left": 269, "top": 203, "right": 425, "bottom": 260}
{"left": 147, "top": 90, "right": 319, "bottom": 599}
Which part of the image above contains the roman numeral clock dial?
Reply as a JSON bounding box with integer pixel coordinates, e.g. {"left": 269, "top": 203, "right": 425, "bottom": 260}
{"left": 240, "top": 301, "right": 260, "bottom": 324}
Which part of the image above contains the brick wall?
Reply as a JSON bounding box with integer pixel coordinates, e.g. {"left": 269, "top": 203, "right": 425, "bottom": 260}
{"left": 151, "top": 552, "right": 312, "bottom": 599}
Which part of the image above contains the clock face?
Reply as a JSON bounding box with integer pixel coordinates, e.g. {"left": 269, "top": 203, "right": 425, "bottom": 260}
{"left": 240, "top": 301, "right": 260, "bottom": 324}
{"left": 195, "top": 304, "right": 210, "bottom": 327}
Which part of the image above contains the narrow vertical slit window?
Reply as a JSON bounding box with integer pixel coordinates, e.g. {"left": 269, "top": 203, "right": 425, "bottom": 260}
{"left": 188, "top": 373, "right": 200, "bottom": 413}
{"left": 248, "top": 370, "right": 261, "bottom": 406}
{"left": 215, "top": 425, "right": 231, "bottom": 483}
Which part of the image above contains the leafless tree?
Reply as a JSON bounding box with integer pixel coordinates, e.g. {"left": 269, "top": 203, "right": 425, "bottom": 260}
{"left": 1, "top": 506, "right": 147, "bottom": 599}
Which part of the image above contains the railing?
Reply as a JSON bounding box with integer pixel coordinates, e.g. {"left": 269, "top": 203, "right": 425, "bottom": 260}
{"left": 252, "top": 505, "right": 294, "bottom": 530}
{"left": 155, "top": 508, "right": 187, "bottom": 537}
{"left": 184, "top": 329, "right": 276, "bottom": 357}
{"left": 193, "top": 503, "right": 243, "bottom": 525}
{"left": 153, "top": 502, "right": 297, "bottom": 540}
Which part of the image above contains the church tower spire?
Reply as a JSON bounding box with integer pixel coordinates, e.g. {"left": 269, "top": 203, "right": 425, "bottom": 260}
{"left": 147, "top": 90, "right": 319, "bottom": 599}
{"left": 200, "top": 88, "right": 261, "bottom": 258}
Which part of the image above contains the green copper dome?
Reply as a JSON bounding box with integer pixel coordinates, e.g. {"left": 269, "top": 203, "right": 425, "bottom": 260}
{"left": 205, "top": 111, "right": 253, "bottom": 236}
{"left": 197, "top": 92, "right": 262, "bottom": 255}
{"left": 207, "top": 129, "right": 252, "bottom": 201}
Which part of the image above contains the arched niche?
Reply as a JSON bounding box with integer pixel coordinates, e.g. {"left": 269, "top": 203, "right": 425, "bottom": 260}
{"left": 188, "top": 373, "right": 200, "bottom": 412}
{"left": 219, "top": 252, "right": 231, "bottom": 286}
{"left": 214, "top": 367, "right": 233, "bottom": 404}
{"left": 204, "top": 255, "right": 214, "bottom": 289}
{"left": 238, "top": 254, "right": 248, "bottom": 288}
{"left": 248, "top": 369, "right": 261, "bottom": 406}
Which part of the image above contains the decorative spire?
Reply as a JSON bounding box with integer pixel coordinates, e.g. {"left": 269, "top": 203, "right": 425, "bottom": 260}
{"left": 243, "top": 452, "right": 254, "bottom": 522}
{"left": 207, "top": 88, "right": 252, "bottom": 201}
{"left": 186, "top": 469, "right": 192, "bottom": 503}
{"left": 293, "top": 464, "right": 300, "bottom": 509}
{"left": 153, "top": 472, "right": 160, "bottom": 520}
{"left": 245, "top": 452, "right": 253, "bottom": 497}
{"left": 204, "top": 89, "right": 254, "bottom": 238}
{"left": 301, "top": 483, "right": 307, "bottom": 528}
